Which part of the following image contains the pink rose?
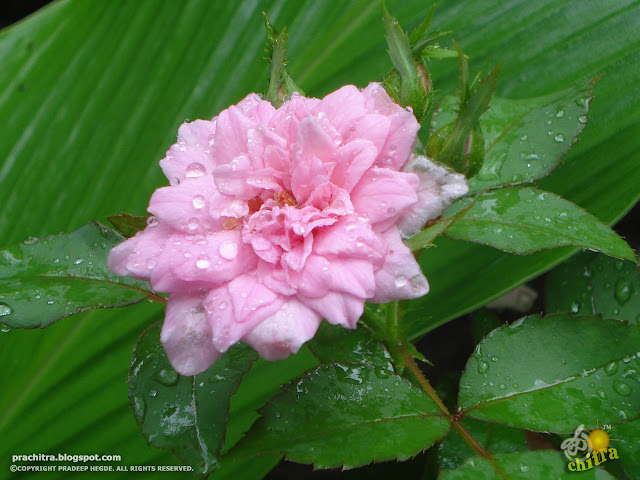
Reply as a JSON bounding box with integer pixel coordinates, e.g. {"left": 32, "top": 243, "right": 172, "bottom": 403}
{"left": 108, "top": 84, "right": 468, "bottom": 375}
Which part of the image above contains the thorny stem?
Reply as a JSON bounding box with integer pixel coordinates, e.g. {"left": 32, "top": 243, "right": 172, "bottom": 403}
{"left": 399, "top": 345, "right": 507, "bottom": 479}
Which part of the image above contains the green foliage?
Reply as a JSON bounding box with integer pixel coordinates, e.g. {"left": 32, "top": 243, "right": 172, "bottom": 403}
{"left": 438, "top": 419, "right": 529, "bottom": 470}
{"left": 459, "top": 314, "right": 640, "bottom": 433}
{"left": 263, "top": 14, "right": 303, "bottom": 106}
{"left": 444, "top": 187, "right": 637, "bottom": 261}
{"left": 439, "top": 451, "right": 616, "bottom": 479}
{"left": 128, "top": 323, "right": 257, "bottom": 475}
{"left": 433, "top": 81, "right": 592, "bottom": 193}
{"left": 107, "top": 213, "right": 149, "bottom": 238}
{"left": 546, "top": 252, "right": 640, "bottom": 323}
{"left": 228, "top": 364, "right": 450, "bottom": 469}
{"left": 0, "top": 223, "right": 152, "bottom": 329}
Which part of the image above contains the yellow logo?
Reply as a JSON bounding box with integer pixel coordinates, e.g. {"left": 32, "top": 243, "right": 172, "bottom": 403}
{"left": 561, "top": 423, "right": 619, "bottom": 472}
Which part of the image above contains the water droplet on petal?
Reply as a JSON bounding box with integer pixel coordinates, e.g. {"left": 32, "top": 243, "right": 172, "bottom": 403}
{"left": 187, "top": 217, "right": 200, "bottom": 233}
{"left": 196, "top": 255, "right": 211, "bottom": 269}
{"left": 219, "top": 242, "right": 238, "bottom": 260}
{"left": 185, "top": 162, "right": 206, "bottom": 178}
{"left": 219, "top": 301, "right": 227, "bottom": 310}
{"left": 395, "top": 276, "right": 408, "bottom": 288}
{"left": 146, "top": 258, "right": 157, "bottom": 269}
{"left": 147, "top": 216, "right": 159, "bottom": 227}
{"left": 192, "top": 195, "right": 206, "bottom": 209}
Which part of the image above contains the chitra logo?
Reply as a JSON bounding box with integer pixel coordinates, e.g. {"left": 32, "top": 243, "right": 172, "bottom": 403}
{"left": 560, "top": 422, "right": 619, "bottom": 472}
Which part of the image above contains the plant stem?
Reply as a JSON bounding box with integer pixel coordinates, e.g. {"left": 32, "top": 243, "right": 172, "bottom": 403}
{"left": 400, "top": 345, "right": 506, "bottom": 479}
{"left": 147, "top": 292, "right": 167, "bottom": 304}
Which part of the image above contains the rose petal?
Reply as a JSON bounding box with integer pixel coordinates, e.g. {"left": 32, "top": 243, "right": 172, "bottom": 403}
{"left": 161, "top": 293, "right": 221, "bottom": 376}
{"left": 242, "top": 298, "right": 322, "bottom": 360}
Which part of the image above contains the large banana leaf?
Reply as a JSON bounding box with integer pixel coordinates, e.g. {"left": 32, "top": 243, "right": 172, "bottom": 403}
{"left": 1, "top": 0, "right": 638, "bottom": 477}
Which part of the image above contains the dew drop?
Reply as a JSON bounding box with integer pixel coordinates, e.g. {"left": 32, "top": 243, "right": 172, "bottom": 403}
{"left": 498, "top": 384, "right": 506, "bottom": 390}
{"left": 355, "top": 237, "right": 365, "bottom": 248}
{"left": 146, "top": 258, "right": 157, "bottom": 269}
{"left": 73, "top": 258, "right": 84, "bottom": 265}
{"left": 0, "top": 303, "right": 13, "bottom": 317}
{"left": 147, "top": 216, "right": 159, "bottom": 227}
{"left": 613, "top": 380, "right": 631, "bottom": 396}
{"left": 208, "top": 134, "right": 216, "bottom": 146}
{"left": 187, "top": 217, "right": 200, "bottom": 233}
{"left": 196, "top": 255, "right": 211, "bottom": 269}
{"left": 192, "top": 195, "right": 206, "bottom": 209}
{"left": 388, "top": 144, "right": 397, "bottom": 152}
{"left": 395, "top": 275, "right": 408, "bottom": 288}
{"left": 570, "top": 302, "right": 580, "bottom": 313}
{"left": 154, "top": 368, "right": 179, "bottom": 386}
{"left": 554, "top": 133, "right": 565, "bottom": 142}
{"left": 219, "top": 243, "right": 238, "bottom": 260}
{"left": 491, "top": 356, "right": 499, "bottom": 362}
{"left": 149, "top": 389, "right": 158, "bottom": 397}
{"left": 578, "top": 115, "right": 588, "bottom": 124}
{"left": 478, "top": 361, "right": 489, "bottom": 374}
{"left": 219, "top": 301, "right": 228, "bottom": 310}
{"left": 556, "top": 109, "right": 565, "bottom": 118}
{"left": 47, "top": 300, "right": 54, "bottom": 305}
{"left": 23, "top": 236, "right": 39, "bottom": 245}
{"left": 133, "top": 395, "right": 146, "bottom": 419}
{"left": 185, "top": 162, "right": 206, "bottom": 178}
{"left": 615, "top": 280, "right": 632, "bottom": 305}
{"left": 521, "top": 134, "right": 528, "bottom": 141}
{"left": 605, "top": 361, "right": 619, "bottom": 376}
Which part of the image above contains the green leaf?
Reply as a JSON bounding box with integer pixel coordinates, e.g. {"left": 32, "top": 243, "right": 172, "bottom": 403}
{"left": 227, "top": 363, "right": 450, "bottom": 469}
{"left": 445, "top": 187, "right": 637, "bottom": 261}
{"left": 438, "top": 450, "right": 616, "bottom": 479}
{"left": 106, "top": 213, "right": 149, "bottom": 238}
{"left": 611, "top": 419, "right": 640, "bottom": 480}
{"left": 433, "top": 82, "right": 592, "bottom": 192}
{"left": 0, "top": 223, "right": 154, "bottom": 329}
{"left": 128, "top": 322, "right": 257, "bottom": 475}
{"left": 546, "top": 252, "right": 640, "bottom": 324}
{"left": 308, "top": 321, "right": 394, "bottom": 367}
{"left": 438, "top": 419, "right": 529, "bottom": 470}
{"left": 459, "top": 314, "right": 640, "bottom": 433}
